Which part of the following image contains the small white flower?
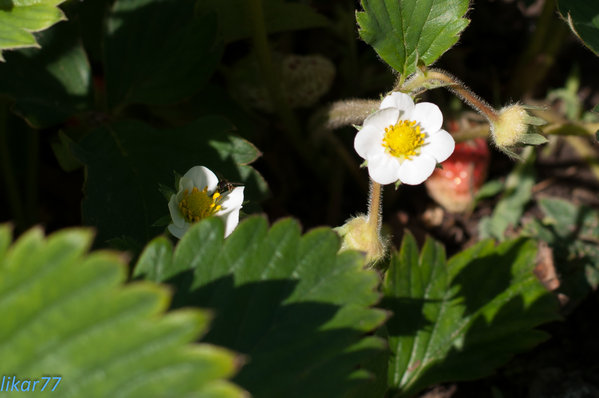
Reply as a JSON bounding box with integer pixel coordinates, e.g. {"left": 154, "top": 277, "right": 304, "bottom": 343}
{"left": 167, "top": 166, "right": 244, "bottom": 238}
{"left": 354, "top": 92, "right": 455, "bottom": 185}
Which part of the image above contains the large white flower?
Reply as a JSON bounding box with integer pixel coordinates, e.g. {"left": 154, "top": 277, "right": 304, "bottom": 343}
{"left": 167, "top": 166, "right": 244, "bottom": 238}
{"left": 354, "top": 92, "right": 455, "bottom": 185}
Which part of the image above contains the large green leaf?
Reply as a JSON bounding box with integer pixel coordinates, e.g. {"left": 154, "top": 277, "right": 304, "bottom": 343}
{"left": 557, "top": 0, "right": 599, "bottom": 56}
{"left": 71, "top": 116, "right": 266, "bottom": 249}
{"left": 134, "top": 216, "right": 388, "bottom": 398}
{"left": 105, "top": 0, "right": 223, "bottom": 110}
{"left": 201, "top": 0, "right": 330, "bottom": 43}
{"left": 0, "top": 0, "right": 66, "bottom": 61}
{"left": 525, "top": 197, "right": 599, "bottom": 307}
{"left": 0, "top": 20, "right": 92, "bottom": 128}
{"left": 0, "top": 224, "right": 243, "bottom": 397}
{"left": 382, "top": 233, "right": 559, "bottom": 397}
{"left": 356, "top": 0, "right": 470, "bottom": 77}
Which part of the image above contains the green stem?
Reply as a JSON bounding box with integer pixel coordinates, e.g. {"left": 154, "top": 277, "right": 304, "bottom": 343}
{"left": 25, "top": 129, "right": 39, "bottom": 227}
{"left": 247, "top": 0, "right": 311, "bottom": 162}
{"left": 509, "top": 0, "right": 567, "bottom": 97}
{"left": 0, "top": 104, "right": 25, "bottom": 227}
{"left": 367, "top": 180, "right": 382, "bottom": 236}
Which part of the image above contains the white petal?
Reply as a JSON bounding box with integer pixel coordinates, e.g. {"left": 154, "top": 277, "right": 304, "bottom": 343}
{"left": 168, "top": 194, "right": 186, "bottom": 228}
{"left": 362, "top": 107, "right": 399, "bottom": 131}
{"left": 412, "top": 102, "right": 443, "bottom": 134}
{"left": 179, "top": 176, "right": 194, "bottom": 192}
{"left": 367, "top": 153, "right": 401, "bottom": 185}
{"left": 220, "top": 186, "right": 244, "bottom": 211}
{"left": 397, "top": 154, "right": 437, "bottom": 185}
{"left": 354, "top": 125, "right": 385, "bottom": 159}
{"left": 422, "top": 129, "right": 455, "bottom": 163}
{"left": 380, "top": 92, "right": 415, "bottom": 119}
{"left": 168, "top": 223, "right": 189, "bottom": 239}
{"left": 219, "top": 208, "right": 241, "bottom": 237}
{"left": 184, "top": 166, "right": 219, "bottom": 191}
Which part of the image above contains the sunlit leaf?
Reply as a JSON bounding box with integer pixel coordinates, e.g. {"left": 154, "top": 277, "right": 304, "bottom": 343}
{"left": 382, "top": 233, "right": 559, "bottom": 397}
{"left": 135, "top": 216, "right": 388, "bottom": 398}
{"left": 0, "top": 0, "right": 66, "bottom": 61}
{"left": 356, "top": 0, "right": 470, "bottom": 76}
{"left": 0, "top": 224, "right": 244, "bottom": 397}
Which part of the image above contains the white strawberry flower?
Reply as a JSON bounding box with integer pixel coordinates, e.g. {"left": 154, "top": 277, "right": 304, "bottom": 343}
{"left": 354, "top": 92, "right": 455, "bottom": 185}
{"left": 167, "top": 166, "right": 244, "bottom": 238}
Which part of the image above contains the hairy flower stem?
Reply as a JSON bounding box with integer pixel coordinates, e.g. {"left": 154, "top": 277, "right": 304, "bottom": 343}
{"left": 367, "top": 180, "right": 383, "bottom": 237}
{"left": 400, "top": 69, "right": 499, "bottom": 123}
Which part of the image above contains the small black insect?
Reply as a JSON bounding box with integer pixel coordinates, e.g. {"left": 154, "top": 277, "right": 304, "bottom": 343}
{"left": 217, "top": 179, "right": 243, "bottom": 194}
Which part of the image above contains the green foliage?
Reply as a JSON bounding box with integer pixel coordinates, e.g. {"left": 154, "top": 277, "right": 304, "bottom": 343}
{"left": 356, "top": 0, "right": 470, "bottom": 77}
{"left": 134, "top": 216, "right": 388, "bottom": 398}
{"left": 380, "top": 233, "right": 559, "bottom": 397}
{"left": 479, "top": 149, "right": 535, "bottom": 240}
{"left": 0, "top": 0, "right": 66, "bottom": 61}
{"left": 525, "top": 197, "right": 599, "bottom": 306}
{"left": 105, "top": 0, "right": 223, "bottom": 109}
{"left": 557, "top": 0, "right": 599, "bottom": 57}
{"left": 71, "top": 116, "right": 265, "bottom": 248}
{"left": 0, "top": 224, "right": 244, "bottom": 397}
{"left": 0, "top": 22, "right": 92, "bottom": 128}
{"left": 202, "top": 0, "right": 330, "bottom": 43}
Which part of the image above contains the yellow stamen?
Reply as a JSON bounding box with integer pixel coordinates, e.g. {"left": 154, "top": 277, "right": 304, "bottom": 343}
{"left": 382, "top": 120, "right": 426, "bottom": 160}
{"left": 178, "top": 186, "right": 223, "bottom": 223}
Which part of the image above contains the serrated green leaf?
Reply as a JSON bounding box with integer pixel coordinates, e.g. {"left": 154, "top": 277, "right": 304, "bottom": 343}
{"left": 105, "top": 0, "right": 223, "bottom": 109}
{"left": 479, "top": 149, "right": 535, "bottom": 240}
{"left": 525, "top": 197, "right": 599, "bottom": 307}
{"left": 0, "top": 0, "right": 66, "bottom": 61}
{"left": 356, "top": 0, "right": 470, "bottom": 76}
{"left": 557, "top": 0, "right": 599, "bottom": 56}
{"left": 201, "top": 0, "right": 330, "bottom": 43}
{"left": 519, "top": 132, "right": 549, "bottom": 145}
{"left": 135, "top": 216, "right": 388, "bottom": 398}
{"left": 0, "top": 226, "right": 244, "bottom": 397}
{"left": 0, "top": 21, "right": 92, "bottom": 128}
{"left": 71, "top": 116, "right": 265, "bottom": 248}
{"left": 382, "top": 233, "right": 559, "bottom": 397}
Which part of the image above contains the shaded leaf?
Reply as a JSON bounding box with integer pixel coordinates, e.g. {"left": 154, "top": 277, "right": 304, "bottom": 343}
{"left": 479, "top": 148, "right": 535, "bottom": 240}
{"left": 202, "top": 0, "right": 330, "bottom": 43}
{"left": 356, "top": 0, "right": 470, "bottom": 76}
{"left": 71, "top": 116, "right": 266, "bottom": 248}
{"left": 135, "top": 216, "right": 387, "bottom": 398}
{"left": 0, "top": 21, "right": 92, "bottom": 128}
{"left": 105, "top": 0, "right": 223, "bottom": 109}
{"left": 0, "top": 0, "right": 66, "bottom": 60}
{"left": 557, "top": 0, "right": 599, "bottom": 56}
{"left": 0, "top": 224, "right": 244, "bottom": 397}
{"left": 524, "top": 197, "right": 599, "bottom": 307}
{"left": 382, "top": 233, "right": 559, "bottom": 397}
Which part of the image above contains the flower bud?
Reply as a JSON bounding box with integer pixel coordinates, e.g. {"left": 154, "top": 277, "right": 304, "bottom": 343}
{"left": 335, "top": 215, "right": 387, "bottom": 265}
{"left": 490, "top": 104, "right": 547, "bottom": 150}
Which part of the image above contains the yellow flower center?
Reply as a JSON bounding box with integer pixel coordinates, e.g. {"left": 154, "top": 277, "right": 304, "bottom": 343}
{"left": 382, "top": 120, "right": 426, "bottom": 159}
{"left": 178, "top": 186, "right": 222, "bottom": 223}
